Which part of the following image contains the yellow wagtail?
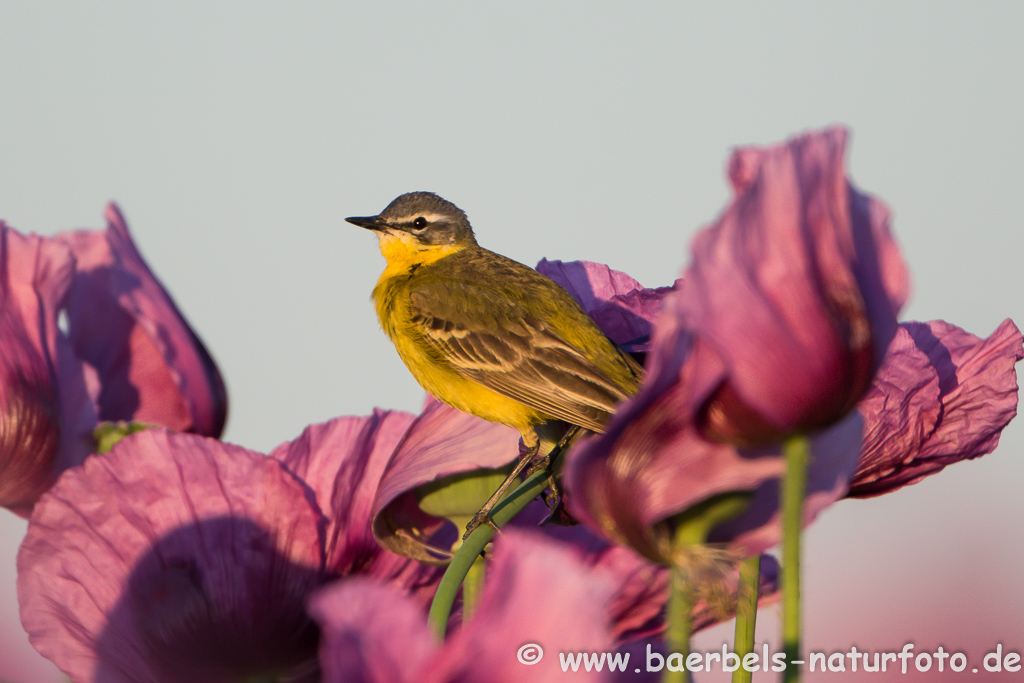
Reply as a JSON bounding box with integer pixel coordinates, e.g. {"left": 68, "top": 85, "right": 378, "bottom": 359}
{"left": 347, "top": 192, "right": 642, "bottom": 534}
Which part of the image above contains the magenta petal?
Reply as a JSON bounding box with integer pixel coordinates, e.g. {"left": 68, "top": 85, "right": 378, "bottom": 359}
{"left": 311, "top": 531, "right": 621, "bottom": 683}
{"left": 567, "top": 324, "right": 863, "bottom": 560}
{"left": 846, "top": 323, "right": 943, "bottom": 495}
{"left": 536, "top": 258, "right": 645, "bottom": 313}
{"left": 269, "top": 410, "right": 442, "bottom": 598}
{"left": 17, "top": 429, "right": 324, "bottom": 683}
{"left": 536, "top": 258, "right": 673, "bottom": 352}
{"left": 0, "top": 225, "right": 94, "bottom": 514}
{"left": 678, "top": 127, "right": 909, "bottom": 443}
{"left": 708, "top": 413, "right": 863, "bottom": 556}
{"left": 523, "top": 504, "right": 779, "bottom": 641}
{"left": 424, "top": 529, "right": 619, "bottom": 683}
{"left": 508, "top": 502, "right": 670, "bottom": 641}
{"left": 371, "top": 397, "right": 521, "bottom": 563}
{"left": 57, "top": 204, "right": 228, "bottom": 437}
{"left": 565, "top": 327, "right": 776, "bottom": 561}
{"left": 309, "top": 578, "right": 437, "bottom": 683}
{"left": 565, "top": 129, "right": 911, "bottom": 563}
{"left": 849, "top": 318, "right": 1023, "bottom": 497}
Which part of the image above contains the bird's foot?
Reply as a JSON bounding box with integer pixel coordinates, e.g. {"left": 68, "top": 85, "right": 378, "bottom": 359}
{"left": 461, "top": 443, "right": 539, "bottom": 541}
{"left": 463, "top": 510, "right": 502, "bottom": 539}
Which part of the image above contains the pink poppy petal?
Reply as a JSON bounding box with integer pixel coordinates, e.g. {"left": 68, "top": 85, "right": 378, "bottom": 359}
{"left": 849, "top": 318, "right": 1022, "bottom": 497}
{"left": 0, "top": 225, "right": 94, "bottom": 514}
{"left": 309, "top": 578, "right": 437, "bottom": 683}
{"left": 372, "top": 397, "right": 521, "bottom": 563}
{"left": 536, "top": 259, "right": 645, "bottom": 312}
{"left": 269, "top": 410, "right": 442, "bottom": 598}
{"left": 536, "top": 258, "right": 672, "bottom": 352}
{"left": 57, "top": 204, "right": 227, "bottom": 437}
{"left": 424, "top": 529, "right": 619, "bottom": 683}
{"left": 679, "top": 127, "right": 909, "bottom": 443}
{"left": 17, "top": 429, "right": 324, "bottom": 683}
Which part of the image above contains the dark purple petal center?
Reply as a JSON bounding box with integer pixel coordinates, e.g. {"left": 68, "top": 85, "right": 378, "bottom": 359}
{"left": 116, "top": 518, "right": 322, "bottom": 683}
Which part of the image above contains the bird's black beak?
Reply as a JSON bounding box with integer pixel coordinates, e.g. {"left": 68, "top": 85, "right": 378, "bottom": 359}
{"left": 345, "top": 215, "right": 384, "bottom": 231}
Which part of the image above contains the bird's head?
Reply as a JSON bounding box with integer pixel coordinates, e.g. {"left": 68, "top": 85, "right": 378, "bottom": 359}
{"left": 347, "top": 192, "right": 478, "bottom": 261}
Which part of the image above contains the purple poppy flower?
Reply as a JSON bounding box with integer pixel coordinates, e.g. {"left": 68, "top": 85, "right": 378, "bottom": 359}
{"left": 17, "top": 428, "right": 325, "bottom": 683}
{"left": 565, "top": 127, "right": 913, "bottom": 559}
{"left": 2, "top": 205, "right": 229, "bottom": 514}
{"left": 848, "top": 318, "right": 1022, "bottom": 497}
{"left": 0, "top": 226, "right": 95, "bottom": 515}
{"left": 17, "top": 410, "right": 445, "bottom": 682}
{"left": 310, "top": 529, "right": 659, "bottom": 683}
{"left": 56, "top": 204, "right": 228, "bottom": 437}
{"left": 679, "top": 126, "right": 909, "bottom": 445}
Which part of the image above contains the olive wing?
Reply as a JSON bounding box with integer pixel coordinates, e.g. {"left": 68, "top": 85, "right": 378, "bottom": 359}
{"left": 407, "top": 280, "right": 634, "bottom": 432}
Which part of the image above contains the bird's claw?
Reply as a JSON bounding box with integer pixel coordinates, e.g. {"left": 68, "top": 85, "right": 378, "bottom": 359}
{"left": 463, "top": 511, "right": 501, "bottom": 540}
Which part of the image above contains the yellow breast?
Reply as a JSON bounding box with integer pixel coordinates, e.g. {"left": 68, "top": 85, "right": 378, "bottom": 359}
{"left": 370, "top": 236, "right": 545, "bottom": 435}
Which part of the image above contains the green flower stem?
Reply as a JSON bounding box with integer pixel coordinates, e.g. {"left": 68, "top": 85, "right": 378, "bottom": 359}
{"left": 427, "top": 466, "right": 552, "bottom": 641}
{"left": 664, "top": 492, "right": 753, "bottom": 683}
{"left": 782, "top": 434, "right": 809, "bottom": 683}
{"left": 462, "top": 554, "right": 486, "bottom": 619}
{"left": 732, "top": 555, "right": 761, "bottom": 683}
{"left": 663, "top": 560, "right": 693, "bottom": 683}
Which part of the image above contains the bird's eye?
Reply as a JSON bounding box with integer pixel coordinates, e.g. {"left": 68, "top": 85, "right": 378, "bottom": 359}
{"left": 412, "top": 217, "right": 427, "bottom": 230}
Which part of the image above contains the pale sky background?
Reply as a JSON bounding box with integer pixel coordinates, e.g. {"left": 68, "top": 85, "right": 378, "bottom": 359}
{"left": 2, "top": 2, "right": 1023, "bottom": 681}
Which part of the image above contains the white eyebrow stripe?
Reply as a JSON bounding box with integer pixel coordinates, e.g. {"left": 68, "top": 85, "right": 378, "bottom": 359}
{"left": 396, "top": 212, "right": 448, "bottom": 224}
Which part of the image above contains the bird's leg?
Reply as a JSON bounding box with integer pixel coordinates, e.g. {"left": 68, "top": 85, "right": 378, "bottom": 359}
{"left": 527, "top": 426, "right": 581, "bottom": 521}
{"left": 462, "top": 434, "right": 541, "bottom": 540}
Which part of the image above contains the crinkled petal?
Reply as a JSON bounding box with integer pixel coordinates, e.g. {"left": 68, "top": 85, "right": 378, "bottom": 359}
{"left": 0, "top": 225, "right": 94, "bottom": 514}
{"left": 56, "top": 204, "right": 228, "bottom": 437}
{"left": 849, "top": 318, "right": 1022, "bottom": 497}
{"left": 372, "top": 397, "right": 520, "bottom": 563}
{"left": 845, "top": 323, "right": 942, "bottom": 495}
{"left": 536, "top": 258, "right": 644, "bottom": 313}
{"left": 678, "top": 127, "right": 909, "bottom": 444}
{"left": 536, "top": 258, "right": 673, "bottom": 353}
{"left": 269, "top": 410, "right": 442, "bottom": 598}
{"left": 17, "top": 429, "right": 324, "bottom": 683}
{"left": 309, "top": 578, "right": 437, "bottom": 683}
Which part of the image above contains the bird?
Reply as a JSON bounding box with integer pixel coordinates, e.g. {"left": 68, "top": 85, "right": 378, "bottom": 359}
{"left": 347, "top": 191, "right": 642, "bottom": 536}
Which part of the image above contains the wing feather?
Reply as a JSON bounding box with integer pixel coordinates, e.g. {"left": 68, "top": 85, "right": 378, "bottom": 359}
{"left": 407, "top": 274, "right": 639, "bottom": 432}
